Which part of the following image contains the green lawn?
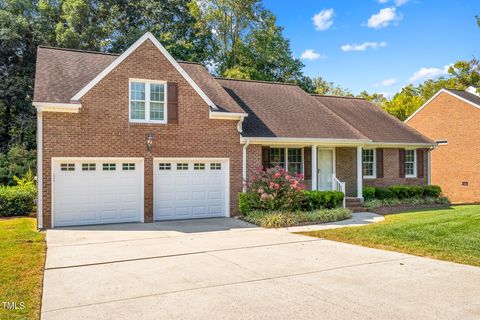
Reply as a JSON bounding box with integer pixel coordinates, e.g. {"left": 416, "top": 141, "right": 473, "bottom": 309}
{"left": 0, "top": 218, "right": 46, "bottom": 320}
{"left": 299, "top": 205, "right": 480, "bottom": 267}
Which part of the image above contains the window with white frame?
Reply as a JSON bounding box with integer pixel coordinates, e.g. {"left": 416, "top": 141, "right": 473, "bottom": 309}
{"left": 129, "top": 80, "right": 166, "bottom": 123}
{"left": 269, "top": 147, "right": 303, "bottom": 174}
{"left": 405, "top": 150, "right": 416, "bottom": 177}
{"left": 362, "top": 149, "right": 376, "bottom": 178}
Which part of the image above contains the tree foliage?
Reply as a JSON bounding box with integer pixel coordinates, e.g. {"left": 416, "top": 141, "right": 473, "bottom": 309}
{"left": 311, "top": 77, "right": 353, "bottom": 97}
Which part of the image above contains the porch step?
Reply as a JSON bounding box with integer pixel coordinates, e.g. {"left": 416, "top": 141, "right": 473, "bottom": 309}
{"left": 345, "top": 197, "right": 366, "bottom": 212}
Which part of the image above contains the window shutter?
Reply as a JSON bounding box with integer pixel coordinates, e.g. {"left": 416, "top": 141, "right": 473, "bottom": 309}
{"left": 417, "top": 149, "right": 424, "bottom": 178}
{"left": 304, "top": 148, "right": 312, "bottom": 180}
{"left": 376, "top": 148, "right": 384, "bottom": 178}
{"left": 261, "top": 146, "right": 270, "bottom": 170}
{"left": 399, "top": 149, "right": 406, "bottom": 178}
{"left": 167, "top": 82, "right": 178, "bottom": 123}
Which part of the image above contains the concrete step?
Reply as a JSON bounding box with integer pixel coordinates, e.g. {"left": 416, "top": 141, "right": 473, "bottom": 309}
{"left": 348, "top": 207, "right": 367, "bottom": 213}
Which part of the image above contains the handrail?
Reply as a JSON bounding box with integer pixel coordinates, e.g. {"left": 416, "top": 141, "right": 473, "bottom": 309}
{"left": 332, "top": 175, "right": 346, "bottom": 208}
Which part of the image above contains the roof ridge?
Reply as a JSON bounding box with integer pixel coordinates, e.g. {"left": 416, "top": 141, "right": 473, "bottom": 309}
{"left": 311, "top": 94, "right": 365, "bottom": 100}
{"left": 38, "top": 45, "right": 120, "bottom": 56}
{"left": 177, "top": 60, "right": 204, "bottom": 66}
{"left": 215, "top": 77, "right": 298, "bottom": 86}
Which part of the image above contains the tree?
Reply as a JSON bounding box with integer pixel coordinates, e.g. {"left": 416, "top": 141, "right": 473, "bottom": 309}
{"left": 358, "top": 91, "right": 387, "bottom": 106}
{"left": 311, "top": 77, "right": 353, "bottom": 97}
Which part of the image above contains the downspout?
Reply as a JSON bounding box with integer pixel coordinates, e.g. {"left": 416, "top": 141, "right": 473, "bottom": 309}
{"left": 36, "top": 109, "right": 43, "bottom": 229}
{"left": 427, "top": 147, "right": 433, "bottom": 186}
{"left": 242, "top": 139, "right": 250, "bottom": 192}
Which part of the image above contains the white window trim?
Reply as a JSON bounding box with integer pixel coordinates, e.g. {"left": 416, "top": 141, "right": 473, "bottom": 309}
{"left": 129, "top": 78, "right": 168, "bottom": 124}
{"left": 362, "top": 148, "right": 376, "bottom": 179}
{"left": 268, "top": 146, "right": 304, "bottom": 175}
{"left": 405, "top": 149, "right": 417, "bottom": 178}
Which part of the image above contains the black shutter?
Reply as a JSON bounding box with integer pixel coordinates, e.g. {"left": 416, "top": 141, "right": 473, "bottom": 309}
{"left": 167, "top": 82, "right": 178, "bottom": 123}
{"left": 261, "top": 146, "right": 270, "bottom": 170}
{"left": 304, "top": 148, "right": 311, "bottom": 180}
{"left": 376, "top": 148, "right": 384, "bottom": 178}
{"left": 399, "top": 149, "right": 406, "bottom": 178}
{"left": 417, "top": 149, "right": 424, "bottom": 178}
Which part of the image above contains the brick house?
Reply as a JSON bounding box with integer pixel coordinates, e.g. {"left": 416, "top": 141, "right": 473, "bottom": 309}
{"left": 405, "top": 87, "right": 480, "bottom": 203}
{"left": 33, "top": 33, "right": 433, "bottom": 228}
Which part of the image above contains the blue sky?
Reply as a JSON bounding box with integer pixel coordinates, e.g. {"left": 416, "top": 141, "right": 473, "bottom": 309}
{"left": 263, "top": 0, "right": 480, "bottom": 96}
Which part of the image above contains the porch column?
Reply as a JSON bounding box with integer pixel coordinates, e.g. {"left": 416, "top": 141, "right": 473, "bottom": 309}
{"left": 311, "top": 145, "right": 317, "bottom": 190}
{"left": 356, "top": 146, "right": 363, "bottom": 199}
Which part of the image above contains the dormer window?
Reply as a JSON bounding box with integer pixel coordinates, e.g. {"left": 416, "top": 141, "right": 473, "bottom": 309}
{"left": 129, "top": 79, "right": 167, "bottom": 123}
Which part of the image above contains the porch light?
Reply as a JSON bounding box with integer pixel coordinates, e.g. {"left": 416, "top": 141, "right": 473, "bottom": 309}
{"left": 147, "top": 133, "right": 153, "bottom": 152}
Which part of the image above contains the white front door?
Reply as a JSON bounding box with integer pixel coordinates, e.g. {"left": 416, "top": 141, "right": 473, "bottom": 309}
{"left": 52, "top": 158, "right": 144, "bottom": 227}
{"left": 154, "top": 159, "right": 229, "bottom": 220}
{"left": 317, "top": 149, "right": 334, "bottom": 191}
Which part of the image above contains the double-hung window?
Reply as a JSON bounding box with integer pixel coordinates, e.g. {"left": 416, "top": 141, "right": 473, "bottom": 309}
{"left": 405, "top": 150, "right": 416, "bottom": 177}
{"left": 362, "top": 149, "right": 376, "bottom": 178}
{"left": 129, "top": 80, "right": 167, "bottom": 123}
{"left": 269, "top": 147, "right": 303, "bottom": 174}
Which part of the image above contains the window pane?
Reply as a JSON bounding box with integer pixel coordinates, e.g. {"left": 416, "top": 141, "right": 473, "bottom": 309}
{"left": 287, "top": 148, "right": 302, "bottom": 174}
{"left": 405, "top": 150, "right": 415, "bottom": 162}
{"left": 131, "top": 101, "right": 145, "bottom": 120}
{"left": 210, "top": 163, "right": 221, "bottom": 170}
{"left": 131, "top": 82, "right": 145, "bottom": 100}
{"left": 150, "top": 102, "right": 164, "bottom": 121}
{"left": 194, "top": 163, "right": 205, "bottom": 170}
{"left": 406, "top": 163, "right": 414, "bottom": 175}
{"left": 270, "top": 148, "right": 285, "bottom": 168}
{"left": 363, "top": 163, "right": 373, "bottom": 176}
{"left": 150, "top": 83, "right": 164, "bottom": 102}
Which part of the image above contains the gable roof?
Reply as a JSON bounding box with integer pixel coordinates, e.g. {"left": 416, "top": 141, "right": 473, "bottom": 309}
{"left": 34, "top": 47, "right": 118, "bottom": 104}
{"left": 313, "top": 95, "right": 433, "bottom": 145}
{"left": 404, "top": 88, "right": 480, "bottom": 123}
{"left": 178, "top": 62, "right": 245, "bottom": 114}
{"left": 217, "top": 78, "right": 369, "bottom": 141}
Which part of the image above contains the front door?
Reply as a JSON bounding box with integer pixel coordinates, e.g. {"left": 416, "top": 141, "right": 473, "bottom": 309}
{"left": 317, "top": 149, "right": 334, "bottom": 190}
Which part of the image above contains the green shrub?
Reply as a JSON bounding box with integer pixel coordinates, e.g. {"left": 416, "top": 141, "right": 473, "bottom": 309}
{"left": 389, "top": 185, "right": 411, "bottom": 199}
{"left": 364, "top": 196, "right": 450, "bottom": 209}
{"left": 238, "top": 192, "right": 255, "bottom": 215}
{"left": 0, "top": 184, "right": 36, "bottom": 216}
{"left": 302, "top": 190, "right": 344, "bottom": 210}
{"left": 363, "top": 187, "right": 376, "bottom": 201}
{"left": 375, "top": 187, "right": 394, "bottom": 199}
{"left": 424, "top": 185, "right": 442, "bottom": 198}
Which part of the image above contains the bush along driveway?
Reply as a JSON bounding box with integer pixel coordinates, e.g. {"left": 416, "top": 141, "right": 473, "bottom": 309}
{"left": 299, "top": 205, "right": 480, "bottom": 267}
{"left": 0, "top": 217, "right": 46, "bottom": 320}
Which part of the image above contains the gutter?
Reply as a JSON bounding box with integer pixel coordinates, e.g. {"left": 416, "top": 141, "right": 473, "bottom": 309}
{"left": 242, "top": 139, "right": 250, "bottom": 192}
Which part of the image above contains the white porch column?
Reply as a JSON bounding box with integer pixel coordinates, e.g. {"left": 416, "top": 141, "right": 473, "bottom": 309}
{"left": 356, "top": 146, "right": 363, "bottom": 199}
{"left": 311, "top": 145, "right": 317, "bottom": 190}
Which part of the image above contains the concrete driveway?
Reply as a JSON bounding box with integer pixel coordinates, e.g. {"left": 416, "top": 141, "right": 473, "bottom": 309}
{"left": 42, "top": 218, "right": 480, "bottom": 320}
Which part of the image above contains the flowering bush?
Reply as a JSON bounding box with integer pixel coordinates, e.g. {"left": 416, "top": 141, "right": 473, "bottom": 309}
{"left": 244, "top": 166, "right": 306, "bottom": 211}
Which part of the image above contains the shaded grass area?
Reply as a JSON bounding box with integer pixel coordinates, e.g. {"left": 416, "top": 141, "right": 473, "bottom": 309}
{"left": 299, "top": 205, "right": 480, "bottom": 266}
{"left": 0, "top": 218, "right": 46, "bottom": 320}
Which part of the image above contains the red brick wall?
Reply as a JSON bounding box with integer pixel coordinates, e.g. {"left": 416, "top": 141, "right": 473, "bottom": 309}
{"left": 40, "top": 40, "right": 242, "bottom": 228}
{"left": 407, "top": 91, "right": 480, "bottom": 203}
{"left": 336, "top": 147, "right": 357, "bottom": 197}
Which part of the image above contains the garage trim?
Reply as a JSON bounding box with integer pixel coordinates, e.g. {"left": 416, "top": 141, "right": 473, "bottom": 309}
{"left": 153, "top": 157, "right": 230, "bottom": 220}
{"left": 51, "top": 157, "right": 144, "bottom": 228}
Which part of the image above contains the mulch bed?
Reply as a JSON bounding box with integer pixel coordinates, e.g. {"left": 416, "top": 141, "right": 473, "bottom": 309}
{"left": 369, "top": 204, "right": 451, "bottom": 215}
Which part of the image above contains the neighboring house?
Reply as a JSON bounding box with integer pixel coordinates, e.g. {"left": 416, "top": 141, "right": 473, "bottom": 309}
{"left": 405, "top": 87, "right": 480, "bottom": 203}
{"left": 33, "top": 33, "right": 433, "bottom": 228}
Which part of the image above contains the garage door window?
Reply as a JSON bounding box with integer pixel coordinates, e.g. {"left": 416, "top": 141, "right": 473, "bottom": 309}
{"left": 103, "top": 163, "right": 116, "bottom": 171}
{"left": 210, "top": 163, "right": 221, "bottom": 170}
{"left": 122, "top": 163, "right": 135, "bottom": 171}
{"left": 82, "top": 163, "right": 96, "bottom": 171}
{"left": 177, "top": 163, "right": 188, "bottom": 170}
{"left": 194, "top": 163, "right": 205, "bottom": 170}
{"left": 159, "top": 163, "right": 171, "bottom": 170}
{"left": 60, "top": 163, "right": 75, "bottom": 171}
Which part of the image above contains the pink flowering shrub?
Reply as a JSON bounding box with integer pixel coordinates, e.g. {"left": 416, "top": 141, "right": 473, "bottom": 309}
{"left": 245, "top": 166, "right": 306, "bottom": 211}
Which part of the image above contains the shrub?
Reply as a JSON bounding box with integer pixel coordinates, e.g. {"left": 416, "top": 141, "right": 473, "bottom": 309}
{"left": 0, "top": 185, "right": 36, "bottom": 216}
{"left": 238, "top": 192, "right": 255, "bottom": 215}
{"left": 363, "top": 187, "right": 376, "bottom": 201}
{"left": 375, "top": 187, "right": 394, "bottom": 199}
{"left": 302, "top": 190, "right": 344, "bottom": 210}
{"left": 364, "top": 196, "right": 450, "bottom": 209}
{"left": 424, "top": 185, "right": 442, "bottom": 198}
{"left": 243, "top": 166, "right": 305, "bottom": 212}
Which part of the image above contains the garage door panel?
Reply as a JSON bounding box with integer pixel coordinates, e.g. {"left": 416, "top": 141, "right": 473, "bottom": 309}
{"left": 154, "top": 159, "right": 228, "bottom": 221}
{"left": 53, "top": 159, "right": 143, "bottom": 227}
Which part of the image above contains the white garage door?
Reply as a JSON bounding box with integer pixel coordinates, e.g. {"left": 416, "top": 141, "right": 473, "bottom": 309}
{"left": 154, "top": 159, "right": 229, "bottom": 220}
{"left": 52, "top": 158, "right": 144, "bottom": 227}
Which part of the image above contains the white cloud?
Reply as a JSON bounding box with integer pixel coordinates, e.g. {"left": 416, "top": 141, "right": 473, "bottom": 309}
{"left": 408, "top": 65, "right": 452, "bottom": 82}
{"left": 367, "top": 7, "right": 402, "bottom": 29}
{"left": 378, "top": 0, "right": 389, "bottom": 3}
{"left": 300, "top": 49, "right": 325, "bottom": 61}
{"left": 312, "top": 9, "right": 334, "bottom": 31}
{"left": 375, "top": 78, "right": 398, "bottom": 87}
{"left": 341, "top": 41, "right": 387, "bottom": 52}
{"left": 377, "top": 0, "right": 410, "bottom": 6}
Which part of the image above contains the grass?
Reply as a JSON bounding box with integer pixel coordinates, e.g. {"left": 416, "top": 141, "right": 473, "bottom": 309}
{"left": 298, "top": 205, "right": 480, "bottom": 266}
{"left": 0, "top": 218, "right": 46, "bottom": 320}
{"left": 243, "top": 208, "right": 352, "bottom": 228}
